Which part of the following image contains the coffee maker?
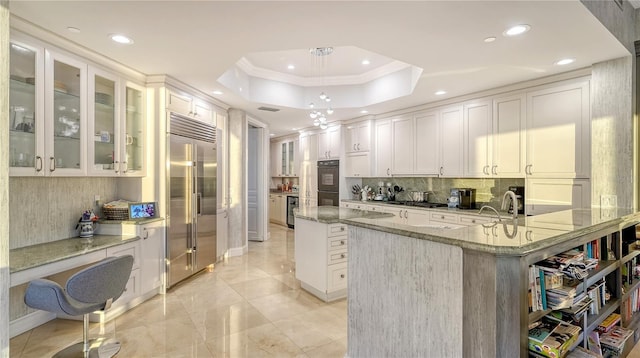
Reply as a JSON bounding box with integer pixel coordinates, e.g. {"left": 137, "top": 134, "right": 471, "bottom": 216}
{"left": 457, "top": 188, "right": 476, "bottom": 210}
{"left": 508, "top": 186, "right": 525, "bottom": 215}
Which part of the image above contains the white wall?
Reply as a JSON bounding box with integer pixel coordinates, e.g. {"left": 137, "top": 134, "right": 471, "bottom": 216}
{"left": 1, "top": 1, "right": 10, "bottom": 355}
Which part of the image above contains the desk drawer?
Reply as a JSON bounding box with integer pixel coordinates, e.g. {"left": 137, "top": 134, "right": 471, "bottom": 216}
{"left": 106, "top": 241, "right": 140, "bottom": 269}
{"left": 328, "top": 248, "right": 348, "bottom": 265}
{"left": 328, "top": 237, "right": 347, "bottom": 251}
{"left": 458, "top": 215, "right": 494, "bottom": 226}
{"left": 328, "top": 263, "right": 347, "bottom": 291}
{"left": 328, "top": 224, "right": 347, "bottom": 237}
{"left": 430, "top": 212, "right": 458, "bottom": 224}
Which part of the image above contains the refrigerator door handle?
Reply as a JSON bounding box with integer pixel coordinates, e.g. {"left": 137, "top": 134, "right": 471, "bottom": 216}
{"left": 197, "top": 192, "right": 202, "bottom": 216}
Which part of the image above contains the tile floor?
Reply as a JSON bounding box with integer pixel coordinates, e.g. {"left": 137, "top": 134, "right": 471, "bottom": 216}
{"left": 9, "top": 224, "right": 347, "bottom": 358}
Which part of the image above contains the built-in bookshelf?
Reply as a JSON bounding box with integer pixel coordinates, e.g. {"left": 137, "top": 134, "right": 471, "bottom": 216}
{"left": 527, "top": 223, "right": 640, "bottom": 357}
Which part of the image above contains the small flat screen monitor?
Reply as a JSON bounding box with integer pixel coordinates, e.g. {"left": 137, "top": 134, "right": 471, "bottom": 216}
{"left": 128, "top": 202, "right": 157, "bottom": 219}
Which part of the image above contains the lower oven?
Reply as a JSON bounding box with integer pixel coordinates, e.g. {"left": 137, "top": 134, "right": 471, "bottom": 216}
{"left": 318, "top": 190, "right": 339, "bottom": 207}
{"left": 286, "top": 195, "right": 299, "bottom": 229}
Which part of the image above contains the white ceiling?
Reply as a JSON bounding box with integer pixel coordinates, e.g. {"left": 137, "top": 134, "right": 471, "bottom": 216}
{"left": 9, "top": 1, "right": 631, "bottom": 137}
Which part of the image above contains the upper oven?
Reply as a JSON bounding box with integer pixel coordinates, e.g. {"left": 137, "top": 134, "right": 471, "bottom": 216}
{"left": 317, "top": 160, "right": 339, "bottom": 193}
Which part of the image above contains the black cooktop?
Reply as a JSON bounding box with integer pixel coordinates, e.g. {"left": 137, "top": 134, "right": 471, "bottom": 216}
{"left": 385, "top": 201, "right": 448, "bottom": 208}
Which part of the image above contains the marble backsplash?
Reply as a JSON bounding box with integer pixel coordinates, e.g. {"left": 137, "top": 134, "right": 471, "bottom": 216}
{"left": 359, "top": 177, "right": 525, "bottom": 208}
{"left": 9, "top": 177, "right": 118, "bottom": 249}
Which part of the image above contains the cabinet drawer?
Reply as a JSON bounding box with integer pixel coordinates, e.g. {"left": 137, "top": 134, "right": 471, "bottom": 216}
{"left": 328, "top": 223, "right": 347, "bottom": 237}
{"left": 328, "top": 248, "right": 348, "bottom": 265}
{"left": 430, "top": 212, "right": 458, "bottom": 224}
{"left": 458, "top": 215, "right": 493, "bottom": 226}
{"left": 106, "top": 242, "right": 140, "bottom": 269}
{"left": 328, "top": 237, "right": 348, "bottom": 251}
{"left": 328, "top": 263, "right": 348, "bottom": 291}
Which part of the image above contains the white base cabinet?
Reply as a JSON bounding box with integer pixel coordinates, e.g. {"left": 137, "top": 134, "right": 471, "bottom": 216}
{"left": 295, "top": 219, "right": 347, "bottom": 302}
{"left": 269, "top": 194, "right": 287, "bottom": 225}
{"left": 525, "top": 178, "right": 590, "bottom": 216}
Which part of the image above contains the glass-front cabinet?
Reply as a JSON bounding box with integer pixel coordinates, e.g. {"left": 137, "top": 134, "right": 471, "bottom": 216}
{"left": 46, "top": 50, "right": 87, "bottom": 175}
{"left": 122, "top": 82, "right": 145, "bottom": 176}
{"left": 88, "top": 68, "right": 118, "bottom": 175}
{"left": 9, "top": 34, "right": 146, "bottom": 177}
{"left": 9, "top": 40, "right": 44, "bottom": 176}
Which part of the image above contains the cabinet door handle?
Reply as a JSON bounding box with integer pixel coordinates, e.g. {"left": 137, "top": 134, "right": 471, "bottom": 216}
{"left": 341, "top": 253, "right": 346, "bottom": 259}
{"left": 440, "top": 166, "right": 444, "bottom": 175}
{"left": 340, "top": 240, "right": 345, "bottom": 245}
{"left": 492, "top": 165, "right": 497, "bottom": 175}
{"left": 49, "top": 157, "right": 56, "bottom": 172}
{"left": 387, "top": 168, "right": 390, "bottom": 176}
{"left": 328, "top": 151, "right": 331, "bottom": 157}
{"left": 188, "top": 111, "right": 194, "bottom": 116}
{"left": 35, "top": 156, "right": 43, "bottom": 172}
{"left": 143, "top": 228, "right": 149, "bottom": 239}
{"left": 357, "top": 143, "right": 360, "bottom": 150}
{"left": 340, "top": 227, "right": 345, "bottom": 231}
{"left": 122, "top": 161, "right": 128, "bottom": 173}
{"left": 482, "top": 165, "right": 488, "bottom": 175}
{"left": 115, "top": 160, "right": 119, "bottom": 174}
{"left": 353, "top": 144, "right": 356, "bottom": 150}
{"left": 404, "top": 211, "right": 408, "bottom": 219}
{"left": 340, "top": 274, "right": 345, "bottom": 279}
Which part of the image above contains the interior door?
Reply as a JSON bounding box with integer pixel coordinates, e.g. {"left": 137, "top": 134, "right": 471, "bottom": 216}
{"left": 248, "top": 127, "right": 260, "bottom": 240}
{"left": 169, "top": 134, "right": 193, "bottom": 286}
{"left": 195, "top": 140, "right": 217, "bottom": 270}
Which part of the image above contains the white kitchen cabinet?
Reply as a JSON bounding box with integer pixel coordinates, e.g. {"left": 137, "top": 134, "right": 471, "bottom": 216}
{"left": 295, "top": 219, "right": 347, "bottom": 302}
{"left": 299, "top": 160, "right": 317, "bottom": 199}
{"left": 299, "top": 133, "right": 318, "bottom": 162}
{"left": 270, "top": 140, "right": 280, "bottom": 177}
{"left": 414, "top": 111, "right": 440, "bottom": 174}
{"left": 167, "top": 90, "right": 213, "bottom": 124}
{"left": 269, "top": 194, "right": 286, "bottom": 225}
{"left": 525, "top": 178, "right": 590, "bottom": 216}
{"left": 492, "top": 94, "right": 526, "bottom": 177}
{"left": 463, "top": 100, "right": 492, "bottom": 177}
{"left": 439, "top": 105, "right": 463, "bottom": 177}
{"left": 345, "top": 120, "right": 371, "bottom": 153}
{"left": 526, "top": 80, "right": 590, "bottom": 178}
{"left": 391, "top": 111, "right": 439, "bottom": 175}
{"left": 344, "top": 152, "right": 370, "bottom": 177}
{"left": 139, "top": 220, "right": 165, "bottom": 296}
{"left": 374, "top": 119, "right": 392, "bottom": 177}
{"left": 318, "top": 125, "right": 341, "bottom": 160}
{"left": 88, "top": 70, "right": 146, "bottom": 177}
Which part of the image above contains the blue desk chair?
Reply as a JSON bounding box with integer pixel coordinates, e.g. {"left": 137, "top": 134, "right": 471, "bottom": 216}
{"left": 24, "top": 255, "right": 134, "bottom": 358}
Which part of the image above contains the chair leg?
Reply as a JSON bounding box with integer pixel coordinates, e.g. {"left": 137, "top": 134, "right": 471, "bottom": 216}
{"left": 52, "top": 314, "right": 122, "bottom": 358}
{"left": 83, "top": 314, "right": 90, "bottom": 355}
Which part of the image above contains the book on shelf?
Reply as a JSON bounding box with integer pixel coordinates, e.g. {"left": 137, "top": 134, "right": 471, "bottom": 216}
{"left": 587, "top": 330, "right": 603, "bottom": 357}
{"left": 529, "top": 316, "right": 560, "bottom": 343}
{"left": 528, "top": 317, "right": 581, "bottom": 358}
{"left": 600, "top": 326, "right": 634, "bottom": 356}
{"left": 597, "top": 313, "right": 621, "bottom": 333}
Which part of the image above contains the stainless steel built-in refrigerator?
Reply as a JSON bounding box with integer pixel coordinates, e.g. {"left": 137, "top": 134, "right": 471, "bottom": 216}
{"left": 167, "top": 113, "right": 217, "bottom": 288}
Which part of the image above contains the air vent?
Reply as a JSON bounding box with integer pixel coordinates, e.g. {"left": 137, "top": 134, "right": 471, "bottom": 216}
{"left": 258, "top": 106, "right": 280, "bottom": 112}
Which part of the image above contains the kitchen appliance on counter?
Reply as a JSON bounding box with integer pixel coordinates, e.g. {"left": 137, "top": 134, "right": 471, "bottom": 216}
{"left": 508, "top": 186, "right": 525, "bottom": 215}
{"left": 167, "top": 113, "right": 217, "bottom": 289}
{"left": 287, "top": 195, "right": 299, "bottom": 229}
{"left": 317, "top": 160, "right": 339, "bottom": 206}
{"left": 458, "top": 188, "right": 476, "bottom": 210}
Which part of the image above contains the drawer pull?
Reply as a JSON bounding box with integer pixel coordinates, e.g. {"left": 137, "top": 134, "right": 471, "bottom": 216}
{"left": 341, "top": 253, "right": 346, "bottom": 259}
{"left": 340, "top": 227, "right": 345, "bottom": 231}
{"left": 340, "top": 240, "right": 345, "bottom": 245}
{"left": 440, "top": 215, "right": 445, "bottom": 219}
{"left": 471, "top": 219, "right": 476, "bottom": 223}
{"left": 340, "top": 274, "right": 345, "bottom": 279}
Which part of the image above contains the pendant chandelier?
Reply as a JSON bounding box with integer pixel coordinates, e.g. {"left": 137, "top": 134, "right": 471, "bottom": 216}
{"left": 309, "top": 47, "right": 334, "bottom": 129}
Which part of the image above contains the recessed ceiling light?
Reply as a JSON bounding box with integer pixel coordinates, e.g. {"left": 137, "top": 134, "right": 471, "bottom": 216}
{"left": 484, "top": 37, "right": 496, "bottom": 43}
{"left": 212, "top": 90, "right": 223, "bottom": 95}
{"left": 360, "top": 110, "right": 368, "bottom": 114}
{"left": 435, "top": 90, "right": 447, "bottom": 95}
{"left": 110, "top": 34, "right": 133, "bottom": 44}
{"left": 287, "top": 64, "right": 295, "bottom": 70}
{"left": 503, "top": 24, "right": 530, "bottom": 37}
{"left": 362, "top": 59, "right": 370, "bottom": 65}
{"left": 67, "top": 27, "right": 80, "bottom": 33}
{"left": 555, "top": 58, "right": 575, "bottom": 66}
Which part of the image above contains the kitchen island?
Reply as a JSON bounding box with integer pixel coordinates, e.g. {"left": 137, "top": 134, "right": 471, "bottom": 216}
{"left": 332, "top": 207, "right": 640, "bottom": 357}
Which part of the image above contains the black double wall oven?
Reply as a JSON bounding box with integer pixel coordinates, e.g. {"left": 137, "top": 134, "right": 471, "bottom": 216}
{"left": 317, "top": 160, "right": 339, "bottom": 206}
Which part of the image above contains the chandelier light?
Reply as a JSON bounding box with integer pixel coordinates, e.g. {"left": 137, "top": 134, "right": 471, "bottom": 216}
{"left": 309, "top": 47, "right": 334, "bottom": 128}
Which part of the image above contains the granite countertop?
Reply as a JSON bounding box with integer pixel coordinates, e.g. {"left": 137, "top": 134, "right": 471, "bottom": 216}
{"left": 10, "top": 234, "right": 140, "bottom": 273}
{"left": 341, "top": 208, "right": 640, "bottom": 256}
{"left": 98, "top": 217, "right": 165, "bottom": 225}
{"left": 295, "top": 206, "right": 393, "bottom": 224}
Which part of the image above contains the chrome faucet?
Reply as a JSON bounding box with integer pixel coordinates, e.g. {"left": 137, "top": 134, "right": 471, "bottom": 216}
{"left": 501, "top": 190, "right": 518, "bottom": 219}
{"left": 478, "top": 205, "right": 502, "bottom": 222}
